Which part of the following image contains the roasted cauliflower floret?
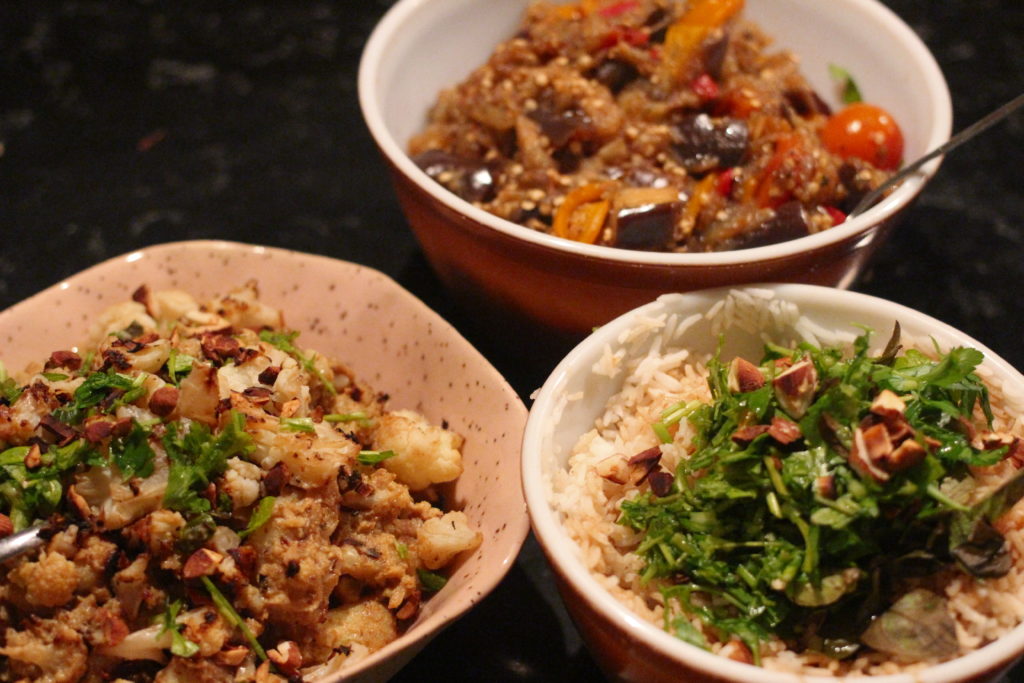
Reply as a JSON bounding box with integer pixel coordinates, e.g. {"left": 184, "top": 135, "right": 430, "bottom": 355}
{"left": 416, "top": 511, "right": 482, "bottom": 570}
{"left": 373, "top": 409, "right": 464, "bottom": 491}
{"left": 10, "top": 550, "right": 79, "bottom": 607}
{"left": 220, "top": 457, "right": 262, "bottom": 509}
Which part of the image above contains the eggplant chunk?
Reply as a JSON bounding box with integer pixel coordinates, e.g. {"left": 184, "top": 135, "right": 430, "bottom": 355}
{"left": 671, "top": 114, "right": 749, "bottom": 172}
{"left": 614, "top": 202, "right": 676, "bottom": 250}
{"left": 412, "top": 149, "right": 498, "bottom": 203}
{"left": 722, "top": 201, "right": 809, "bottom": 250}
{"left": 591, "top": 59, "right": 639, "bottom": 94}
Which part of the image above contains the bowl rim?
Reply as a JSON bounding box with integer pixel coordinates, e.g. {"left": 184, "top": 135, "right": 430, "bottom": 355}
{"left": 358, "top": 0, "right": 953, "bottom": 266}
{"left": 522, "top": 283, "right": 1024, "bottom": 683}
{"left": 0, "top": 239, "right": 532, "bottom": 681}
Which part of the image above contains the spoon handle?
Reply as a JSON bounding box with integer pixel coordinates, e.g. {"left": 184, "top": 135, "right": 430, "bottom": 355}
{"left": 0, "top": 524, "right": 48, "bottom": 564}
{"left": 850, "top": 92, "right": 1024, "bottom": 217}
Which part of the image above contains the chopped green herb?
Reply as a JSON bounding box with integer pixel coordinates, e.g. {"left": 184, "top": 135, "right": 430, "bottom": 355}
{"left": 357, "top": 449, "right": 397, "bottom": 465}
{"left": 618, "top": 329, "right": 1020, "bottom": 660}
{"left": 0, "top": 362, "right": 23, "bottom": 404}
{"left": 238, "top": 496, "right": 276, "bottom": 540}
{"left": 324, "top": 411, "right": 373, "bottom": 427}
{"left": 166, "top": 348, "right": 195, "bottom": 385}
{"left": 156, "top": 599, "right": 200, "bottom": 658}
{"left": 0, "top": 440, "right": 96, "bottom": 530}
{"left": 201, "top": 576, "right": 268, "bottom": 661}
{"left": 828, "top": 63, "right": 863, "bottom": 104}
{"left": 52, "top": 370, "right": 146, "bottom": 424}
{"left": 396, "top": 541, "right": 408, "bottom": 560}
{"left": 41, "top": 372, "right": 69, "bottom": 382}
{"left": 259, "top": 329, "right": 336, "bottom": 396}
{"left": 280, "top": 417, "right": 315, "bottom": 433}
{"left": 417, "top": 568, "right": 448, "bottom": 592}
{"left": 162, "top": 411, "right": 253, "bottom": 516}
{"left": 110, "top": 421, "right": 156, "bottom": 480}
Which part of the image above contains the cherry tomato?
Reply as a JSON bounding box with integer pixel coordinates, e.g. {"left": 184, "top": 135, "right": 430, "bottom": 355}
{"left": 821, "top": 103, "right": 904, "bottom": 171}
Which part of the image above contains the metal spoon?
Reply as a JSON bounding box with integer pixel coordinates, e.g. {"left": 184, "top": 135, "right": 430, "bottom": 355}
{"left": 0, "top": 522, "right": 51, "bottom": 564}
{"left": 849, "top": 92, "right": 1024, "bottom": 218}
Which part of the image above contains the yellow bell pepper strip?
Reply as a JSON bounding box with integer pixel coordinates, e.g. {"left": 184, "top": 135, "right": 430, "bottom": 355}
{"left": 553, "top": 183, "right": 612, "bottom": 244}
{"left": 680, "top": 173, "right": 718, "bottom": 236}
{"left": 661, "top": 0, "right": 744, "bottom": 84}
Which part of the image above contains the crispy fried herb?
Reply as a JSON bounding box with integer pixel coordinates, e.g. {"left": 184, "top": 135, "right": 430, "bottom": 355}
{"left": 156, "top": 599, "right": 200, "bottom": 658}
{"left": 259, "top": 329, "right": 337, "bottom": 396}
{"left": 618, "top": 329, "right": 1023, "bottom": 661}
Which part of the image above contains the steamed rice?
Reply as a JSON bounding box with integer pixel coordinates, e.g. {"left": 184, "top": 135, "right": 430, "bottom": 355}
{"left": 551, "top": 291, "right": 1024, "bottom": 676}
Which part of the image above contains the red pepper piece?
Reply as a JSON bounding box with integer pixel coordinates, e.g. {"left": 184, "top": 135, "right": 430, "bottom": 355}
{"left": 824, "top": 205, "right": 847, "bottom": 226}
{"left": 692, "top": 72, "right": 719, "bottom": 100}
{"left": 599, "top": 0, "right": 640, "bottom": 17}
{"left": 716, "top": 167, "right": 736, "bottom": 197}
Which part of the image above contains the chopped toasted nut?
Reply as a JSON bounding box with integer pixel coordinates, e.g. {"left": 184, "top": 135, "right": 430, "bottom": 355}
{"left": 870, "top": 389, "right": 906, "bottom": 419}
{"left": 731, "top": 424, "right": 770, "bottom": 445}
{"left": 648, "top": 470, "right": 674, "bottom": 496}
{"left": 23, "top": 444, "right": 43, "bottom": 469}
{"left": 849, "top": 423, "right": 892, "bottom": 482}
{"left": 0, "top": 513, "right": 13, "bottom": 538}
{"left": 148, "top": 386, "right": 179, "bottom": 417}
{"left": 768, "top": 416, "right": 802, "bottom": 444}
{"left": 815, "top": 475, "right": 836, "bottom": 499}
{"left": 214, "top": 646, "right": 250, "bottom": 667}
{"left": 772, "top": 359, "right": 818, "bottom": 419}
{"left": 47, "top": 350, "right": 83, "bottom": 371}
{"left": 267, "top": 640, "right": 302, "bottom": 674}
{"left": 728, "top": 357, "right": 764, "bottom": 393}
{"left": 887, "top": 438, "right": 926, "bottom": 472}
{"left": 720, "top": 639, "right": 754, "bottom": 664}
{"left": 595, "top": 454, "right": 631, "bottom": 484}
{"left": 182, "top": 548, "right": 224, "bottom": 579}
{"left": 67, "top": 484, "right": 93, "bottom": 518}
{"left": 83, "top": 419, "right": 114, "bottom": 443}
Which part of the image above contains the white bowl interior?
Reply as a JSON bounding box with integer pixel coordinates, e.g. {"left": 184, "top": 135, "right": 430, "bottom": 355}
{"left": 523, "top": 284, "right": 1024, "bottom": 683}
{"left": 360, "top": 0, "right": 952, "bottom": 266}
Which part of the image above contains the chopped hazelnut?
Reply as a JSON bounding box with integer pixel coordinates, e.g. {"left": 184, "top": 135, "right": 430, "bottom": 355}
{"left": 728, "top": 357, "right": 764, "bottom": 393}
{"left": 0, "top": 513, "right": 13, "bottom": 538}
{"left": 772, "top": 359, "right": 818, "bottom": 419}
{"left": 182, "top": 548, "right": 224, "bottom": 579}
{"left": 267, "top": 640, "right": 302, "bottom": 675}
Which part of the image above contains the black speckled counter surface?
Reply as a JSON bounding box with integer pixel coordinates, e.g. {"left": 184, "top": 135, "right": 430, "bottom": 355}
{"left": 2, "top": 1, "right": 1023, "bottom": 680}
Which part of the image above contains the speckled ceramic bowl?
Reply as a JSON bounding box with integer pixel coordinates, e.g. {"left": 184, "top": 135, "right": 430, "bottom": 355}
{"left": 522, "top": 284, "right": 1024, "bottom": 683}
{"left": 359, "top": 0, "right": 951, "bottom": 336}
{"left": 0, "top": 240, "right": 529, "bottom": 683}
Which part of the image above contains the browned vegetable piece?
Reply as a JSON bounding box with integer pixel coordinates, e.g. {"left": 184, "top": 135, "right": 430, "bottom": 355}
{"left": 412, "top": 149, "right": 498, "bottom": 203}
{"left": 725, "top": 201, "right": 809, "bottom": 250}
{"left": 671, "top": 113, "right": 749, "bottom": 172}
{"left": 860, "top": 589, "right": 959, "bottom": 661}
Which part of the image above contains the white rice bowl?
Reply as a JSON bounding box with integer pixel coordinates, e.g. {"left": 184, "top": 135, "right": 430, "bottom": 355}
{"left": 523, "top": 284, "right": 1024, "bottom": 682}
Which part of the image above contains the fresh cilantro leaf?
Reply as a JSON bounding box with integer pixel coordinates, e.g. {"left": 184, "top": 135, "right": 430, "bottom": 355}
{"left": 238, "top": 496, "right": 276, "bottom": 540}
{"left": 156, "top": 600, "right": 200, "bottom": 658}
{"left": 828, "top": 63, "right": 862, "bottom": 104}
{"left": 0, "top": 362, "right": 22, "bottom": 404}
{"left": 162, "top": 411, "right": 253, "bottom": 514}
{"left": 166, "top": 348, "right": 195, "bottom": 386}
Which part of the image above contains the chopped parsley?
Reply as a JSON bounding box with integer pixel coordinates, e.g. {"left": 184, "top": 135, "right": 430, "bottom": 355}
{"left": 238, "top": 496, "right": 276, "bottom": 540}
{"left": 259, "top": 329, "right": 336, "bottom": 396}
{"left": 618, "top": 329, "right": 1024, "bottom": 662}
{"left": 156, "top": 599, "right": 200, "bottom": 658}
{"left": 828, "top": 63, "right": 863, "bottom": 104}
{"left": 52, "top": 370, "right": 146, "bottom": 425}
{"left": 417, "top": 568, "right": 448, "bottom": 592}
{"left": 162, "top": 411, "right": 253, "bottom": 516}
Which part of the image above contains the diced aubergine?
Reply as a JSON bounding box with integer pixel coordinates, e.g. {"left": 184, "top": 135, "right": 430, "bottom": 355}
{"left": 527, "top": 104, "right": 591, "bottom": 148}
{"left": 671, "top": 114, "right": 749, "bottom": 173}
{"left": 591, "top": 59, "right": 640, "bottom": 94}
{"left": 412, "top": 149, "right": 498, "bottom": 203}
{"left": 724, "top": 201, "right": 809, "bottom": 250}
{"left": 615, "top": 202, "right": 676, "bottom": 250}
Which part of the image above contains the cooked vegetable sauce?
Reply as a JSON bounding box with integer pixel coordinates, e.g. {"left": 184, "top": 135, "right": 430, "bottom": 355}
{"left": 409, "top": 0, "right": 903, "bottom": 252}
{"left": 0, "top": 284, "right": 480, "bottom": 682}
{"left": 618, "top": 328, "right": 1024, "bottom": 662}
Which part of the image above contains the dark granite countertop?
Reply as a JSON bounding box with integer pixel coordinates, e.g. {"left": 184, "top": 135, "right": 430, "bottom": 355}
{"left": 2, "top": 1, "right": 1023, "bottom": 680}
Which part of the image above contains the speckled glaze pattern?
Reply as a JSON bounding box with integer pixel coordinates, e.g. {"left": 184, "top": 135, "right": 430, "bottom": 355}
{"left": 0, "top": 240, "right": 530, "bottom": 683}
